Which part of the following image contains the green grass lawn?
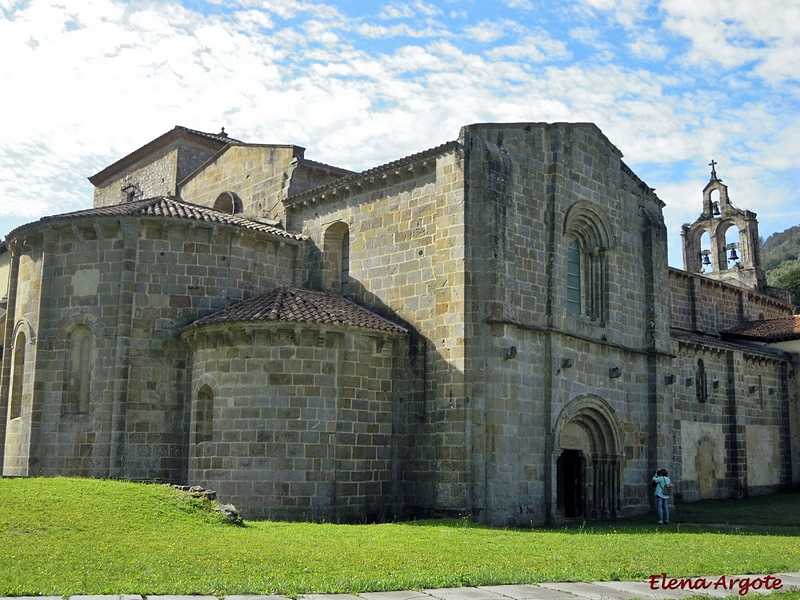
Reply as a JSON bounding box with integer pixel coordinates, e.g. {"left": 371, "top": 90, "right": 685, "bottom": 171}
{"left": 1, "top": 477, "right": 798, "bottom": 597}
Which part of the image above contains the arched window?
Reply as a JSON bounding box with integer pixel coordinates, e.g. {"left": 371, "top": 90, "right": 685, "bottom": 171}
{"left": 564, "top": 201, "right": 614, "bottom": 325}
{"left": 195, "top": 385, "right": 214, "bottom": 444}
{"left": 566, "top": 240, "right": 581, "bottom": 316}
{"left": 10, "top": 331, "right": 25, "bottom": 419}
{"left": 213, "top": 191, "right": 241, "bottom": 214}
{"left": 323, "top": 222, "right": 350, "bottom": 295}
{"left": 723, "top": 225, "right": 741, "bottom": 269}
{"left": 66, "top": 326, "right": 92, "bottom": 414}
{"left": 700, "top": 231, "right": 713, "bottom": 272}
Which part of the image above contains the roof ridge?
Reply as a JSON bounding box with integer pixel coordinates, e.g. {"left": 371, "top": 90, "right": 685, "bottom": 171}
{"left": 6, "top": 196, "right": 307, "bottom": 242}
{"left": 285, "top": 140, "right": 460, "bottom": 205}
{"left": 182, "top": 285, "right": 407, "bottom": 334}
{"left": 88, "top": 126, "right": 235, "bottom": 186}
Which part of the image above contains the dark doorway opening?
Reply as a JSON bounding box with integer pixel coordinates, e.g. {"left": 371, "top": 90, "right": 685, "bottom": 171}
{"left": 558, "top": 449, "right": 584, "bottom": 518}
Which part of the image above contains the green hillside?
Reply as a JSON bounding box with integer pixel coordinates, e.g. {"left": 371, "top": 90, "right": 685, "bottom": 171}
{"left": 762, "top": 225, "right": 800, "bottom": 306}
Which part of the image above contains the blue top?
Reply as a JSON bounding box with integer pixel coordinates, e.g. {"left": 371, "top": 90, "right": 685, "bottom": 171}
{"left": 653, "top": 475, "right": 671, "bottom": 499}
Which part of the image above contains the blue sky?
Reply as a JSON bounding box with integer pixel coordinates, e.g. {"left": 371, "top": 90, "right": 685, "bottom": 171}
{"left": 1, "top": 0, "right": 799, "bottom": 267}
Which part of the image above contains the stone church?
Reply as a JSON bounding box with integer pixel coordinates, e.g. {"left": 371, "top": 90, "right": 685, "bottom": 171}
{"left": 1, "top": 123, "right": 798, "bottom": 525}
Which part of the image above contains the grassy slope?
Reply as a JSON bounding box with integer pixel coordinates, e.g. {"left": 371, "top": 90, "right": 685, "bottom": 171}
{"left": 0, "top": 478, "right": 799, "bottom": 596}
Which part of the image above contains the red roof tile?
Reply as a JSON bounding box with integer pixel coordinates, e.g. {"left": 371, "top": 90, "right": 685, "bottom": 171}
{"left": 8, "top": 197, "right": 306, "bottom": 241}
{"left": 183, "top": 286, "right": 407, "bottom": 334}
{"left": 724, "top": 315, "right": 800, "bottom": 342}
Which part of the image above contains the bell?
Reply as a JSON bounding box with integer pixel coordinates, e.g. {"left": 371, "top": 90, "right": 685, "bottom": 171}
{"left": 701, "top": 252, "right": 711, "bottom": 266}
{"left": 729, "top": 248, "right": 739, "bottom": 261}
{"left": 712, "top": 202, "right": 721, "bottom": 216}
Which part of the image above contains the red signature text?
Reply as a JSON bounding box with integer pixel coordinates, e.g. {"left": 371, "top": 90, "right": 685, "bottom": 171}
{"left": 649, "top": 574, "right": 783, "bottom": 596}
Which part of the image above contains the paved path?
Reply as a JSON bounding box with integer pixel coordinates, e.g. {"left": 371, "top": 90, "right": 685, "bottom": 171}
{"left": 5, "top": 573, "right": 798, "bottom": 600}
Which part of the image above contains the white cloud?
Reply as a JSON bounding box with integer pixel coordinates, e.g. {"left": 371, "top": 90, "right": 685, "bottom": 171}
{"left": 464, "top": 20, "right": 506, "bottom": 43}
{"left": 487, "top": 35, "right": 571, "bottom": 62}
{"left": 627, "top": 29, "right": 668, "bottom": 60}
{"left": 576, "top": 0, "right": 655, "bottom": 29}
{"left": 379, "top": 1, "right": 442, "bottom": 20}
{"left": 661, "top": 0, "right": 800, "bottom": 83}
{"left": 357, "top": 22, "right": 449, "bottom": 40}
{"left": 379, "top": 3, "right": 416, "bottom": 20}
{"left": 504, "top": 0, "right": 534, "bottom": 9}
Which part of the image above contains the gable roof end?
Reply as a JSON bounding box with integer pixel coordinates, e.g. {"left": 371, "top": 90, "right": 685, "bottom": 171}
{"left": 88, "top": 126, "right": 236, "bottom": 187}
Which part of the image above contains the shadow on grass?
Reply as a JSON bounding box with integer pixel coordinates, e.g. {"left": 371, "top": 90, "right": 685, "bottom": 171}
{"left": 395, "top": 491, "right": 800, "bottom": 537}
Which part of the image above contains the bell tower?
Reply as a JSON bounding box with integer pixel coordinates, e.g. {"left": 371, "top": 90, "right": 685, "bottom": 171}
{"left": 681, "top": 161, "right": 766, "bottom": 292}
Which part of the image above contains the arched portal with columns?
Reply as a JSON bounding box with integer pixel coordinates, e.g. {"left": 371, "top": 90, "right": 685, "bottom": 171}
{"left": 554, "top": 395, "right": 623, "bottom": 520}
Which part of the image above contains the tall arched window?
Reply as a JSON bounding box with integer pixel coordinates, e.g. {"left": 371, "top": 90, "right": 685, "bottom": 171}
{"left": 566, "top": 240, "right": 581, "bottom": 316}
{"left": 10, "top": 331, "right": 26, "bottom": 420}
{"left": 66, "top": 326, "right": 92, "bottom": 414}
{"left": 564, "top": 201, "right": 614, "bottom": 325}
{"left": 195, "top": 385, "right": 214, "bottom": 444}
{"left": 323, "top": 222, "right": 350, "bottom": 295}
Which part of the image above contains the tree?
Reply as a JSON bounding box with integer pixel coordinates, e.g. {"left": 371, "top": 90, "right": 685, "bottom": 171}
{"left": 774, "top": 265, "right": 800, "bottom": 308}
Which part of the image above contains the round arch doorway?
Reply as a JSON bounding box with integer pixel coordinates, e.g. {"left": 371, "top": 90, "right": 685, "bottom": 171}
{"left": 555, "top": 396, "right": 623, "bottom": 520}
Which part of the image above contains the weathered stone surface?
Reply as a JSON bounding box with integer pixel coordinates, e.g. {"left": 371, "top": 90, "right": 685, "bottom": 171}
{"left": 214, "top": 502, "right": 243, "bottom": 524}
{"left": 1, "top": 122, "right": 796, "bottom": 526}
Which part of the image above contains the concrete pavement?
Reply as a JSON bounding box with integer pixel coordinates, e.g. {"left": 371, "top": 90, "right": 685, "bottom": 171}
{"left": 5, "top": 573, "right": 799, "bottom": 600}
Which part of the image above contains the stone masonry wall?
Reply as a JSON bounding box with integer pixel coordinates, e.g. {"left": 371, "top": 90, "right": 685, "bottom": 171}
{"left": 461, "top": 123, "right": 671, "bottom": 524}
{"left": 121, "top": 221, "right": 301, "bottom": 481}
{"left": 286, "top": 147, "right": 469, "bottom": 518}
{"left": 2, "top": 216, "right": 303, "bottom": 482}
{"left": 179, "top": 145, "right": 300, "bottom": 224}
{"left": 669, "top": 268, "right": 792, "bottom": 333}
{"left": 93, "top": 141, "right": 219, "bottom": 208}
{"left": 184, "top": 324, "right": 406, "bottom": 522}
{"left": 671, "top": 340, "right": 791, "bottom": 500}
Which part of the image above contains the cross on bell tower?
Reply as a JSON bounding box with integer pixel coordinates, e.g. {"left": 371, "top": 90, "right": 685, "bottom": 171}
{"left": 680, "top": 162, "right": 766, "bottom": 292}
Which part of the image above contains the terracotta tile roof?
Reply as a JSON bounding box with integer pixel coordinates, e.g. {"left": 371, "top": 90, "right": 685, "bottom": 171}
{"left": 88, "top": 126, "right": 236, "bottom": 186}
{"left": 183, "top": 286, "right": 407, "bottom": 334}
{"left": 723, "top": 315, "right": 800, "bottom": 342}
{"left": 285, "top": 141, "right": 460, "bottom": 205}
{"left": 8, "top": 197, "right": 306, "bottom": 241}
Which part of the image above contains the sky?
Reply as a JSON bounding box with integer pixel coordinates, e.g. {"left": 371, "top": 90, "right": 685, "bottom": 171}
{"left": 1, "top": 0, "right": 799, "bottom": 267}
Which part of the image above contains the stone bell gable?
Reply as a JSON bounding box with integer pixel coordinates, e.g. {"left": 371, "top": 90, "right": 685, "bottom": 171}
{"left": 681, "top": 163, "right": 767, "bottom": 292}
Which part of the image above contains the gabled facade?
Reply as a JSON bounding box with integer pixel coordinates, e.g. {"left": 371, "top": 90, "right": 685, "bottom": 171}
{"left": 1, "top": 124, "right": 797, "bottom": 524}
